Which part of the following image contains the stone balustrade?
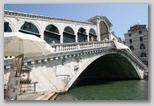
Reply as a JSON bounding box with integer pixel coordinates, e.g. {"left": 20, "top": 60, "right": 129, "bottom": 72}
{"left": 50, "top": 41, "right": 112, "bottom": 53}
{"left": 125, "top": 49, "right": 147, "bottom": 70}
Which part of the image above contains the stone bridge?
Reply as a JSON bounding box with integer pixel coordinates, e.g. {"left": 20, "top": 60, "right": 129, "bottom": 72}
{"left": 4, "top": 41, "right": 148, "bottom": 93}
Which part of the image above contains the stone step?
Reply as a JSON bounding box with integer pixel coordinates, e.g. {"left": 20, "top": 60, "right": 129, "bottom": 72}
{"left": 35, "top": 91, "right": 55, "bottom": 100}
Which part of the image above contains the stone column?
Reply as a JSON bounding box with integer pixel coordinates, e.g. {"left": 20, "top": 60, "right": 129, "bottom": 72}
{"left": 96, "top": 21, "right": 101, "bottom": 41}
{"left": 40, "top": 30, "right": 44, "bottom": 40}
{"left": 74, "top": 28, "right": 78, "bottom": 43}
{"left": 108, "top": 29, "right": 112, "bottom": 41}
{"left": 60, "top": 31, "right": 63, "bottom": 43}
{"left": 86, "top": 28, "right": 89, "bottom": 42}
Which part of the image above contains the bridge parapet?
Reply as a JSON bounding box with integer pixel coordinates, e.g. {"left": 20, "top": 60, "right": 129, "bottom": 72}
{"left": 4, "top": 41, "right": 113, "bottom": 69}
{"left": 125, "top": 49, "right": 148, "bottom": 71}
{"left": 50, "top": 41, "right": 112, "bottom": 53}
{"left": 4, "top": 40, "right": 148, "bottom": 74}
{"left": 4, "top": 40, "right": 148, "bottom": 73}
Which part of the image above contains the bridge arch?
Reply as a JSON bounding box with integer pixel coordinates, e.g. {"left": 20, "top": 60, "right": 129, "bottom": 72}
{"left": 63, "top": 26, "right": 75, "bottom": 43}
{"left": 99, "top": 21, "right": 110, "bottom": 41}
{"left": 77, "top": 27, "right": 88, "bottom": 42}
{"left": 19, "top": 21, "right": 41, "bottom": 38}
{"left": 44, "top": 24, "right": 60, "bottom": 43}
{"left": 89, "top": 28, "right": 97, "bottom": 41}
{"left": 4, "top": 18, "right": 15, "bottom": 32}
{"left": 65, "top": 51, "right": 142, "bottom": 91}
{"left": 4, "top": 21, "right": 12, "bottom": 32}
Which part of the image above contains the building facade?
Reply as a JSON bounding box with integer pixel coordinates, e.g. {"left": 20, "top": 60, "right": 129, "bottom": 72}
{"left": 124, "top": 25, "right": 148, "bottom": 66}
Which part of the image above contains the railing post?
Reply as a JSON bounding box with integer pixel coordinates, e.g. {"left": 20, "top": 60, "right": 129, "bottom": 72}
{"left": 93, "top": 42, "right": 95, "bottom": 48}
{"left": 77, "top": 43, "right": 80, "bottom": 50}
{"left": 34, "top": 83, "right": 36, "bottom": 93}
{"left": 55, "top": 46, "right": 59, "bottom": 52}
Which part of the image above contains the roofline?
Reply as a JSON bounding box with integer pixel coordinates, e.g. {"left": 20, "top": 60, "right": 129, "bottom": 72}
{"left": 4, "top": 10, "right": 95, "bottom": 25}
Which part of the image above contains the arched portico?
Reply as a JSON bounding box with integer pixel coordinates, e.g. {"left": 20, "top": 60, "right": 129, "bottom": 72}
{"left": 99, "top": 21, "right": 109, "bottom": 41}
{"left": 78, "top": 27, "right": 88, "bottom": 42}
{"left": 44, "top": 24, "right": 60, "bottom": 43}
{"left": 19, "top": 21, "right": 41, "bottom": 38}
{"left": 89, "top": 28, "right": 97, "bottom": 41}
{"left": 4, "top": 19, "right": 15, "bottom": 32}
{"left": 4, "top": 21, "right": 12, "bottom": 32}
{"left": 63, "top": 26, "right": 75, "bottom": 43}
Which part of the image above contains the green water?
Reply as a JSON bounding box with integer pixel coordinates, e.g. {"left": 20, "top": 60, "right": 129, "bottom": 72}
{"left": 55, "top": 79, "right": 148, "bottom": 100}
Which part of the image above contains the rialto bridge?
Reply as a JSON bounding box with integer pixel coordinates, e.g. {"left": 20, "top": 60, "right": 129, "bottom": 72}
{"left": 4, "top": 10, "right": 148, "bottom": 93}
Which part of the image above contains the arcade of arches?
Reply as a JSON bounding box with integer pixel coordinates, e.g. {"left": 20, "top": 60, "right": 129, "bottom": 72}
{"left": 4, "top": 21, "right": 110, "bottom": 44}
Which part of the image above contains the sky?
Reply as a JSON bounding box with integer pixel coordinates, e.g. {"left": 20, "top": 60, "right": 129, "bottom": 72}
{"left": 4, "top": 4, "right": 148, "bottom": 40}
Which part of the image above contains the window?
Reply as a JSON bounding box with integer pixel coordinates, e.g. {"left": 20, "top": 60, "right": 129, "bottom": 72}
{"left": 140, "top": 44, "right": 145, "bottom": 50}
{"left": 139, "top": 30, "right": 142, "bottom": 34}
{"left": 141, "top": 52, "right": 146, "bottom": 57}
{"left": 130, "top": 46, "right": 134, "bottom": 51}
{"left": 128, "top": 33, "right": 131, "bottom": 36}
{"left": 140, "top": 36, "right": 143, "bottom": 41}
{"left": 129, "top": 39, "right": 132, "bottom": 43}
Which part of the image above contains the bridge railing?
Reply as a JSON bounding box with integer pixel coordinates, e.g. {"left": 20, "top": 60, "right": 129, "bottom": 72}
{"left": 50, "top": 41, "right": 112, "bottom": 53}
{"left": 4, "top": 41, "right": 113, "bottom": 61}
{"left": 125, "top": 49, "right": 148, "bottom": 70}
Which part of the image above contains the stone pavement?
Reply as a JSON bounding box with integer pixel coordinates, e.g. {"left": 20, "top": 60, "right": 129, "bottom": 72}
{"left": 16, "top": 91, "right": 57, "bottom": 100}
{"left": 17, "top": 92, "right": 46, "bottom": 100}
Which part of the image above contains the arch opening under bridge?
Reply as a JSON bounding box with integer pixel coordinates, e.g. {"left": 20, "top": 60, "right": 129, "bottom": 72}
{"left": 65, "top": 52, "right": 142, "bottom": 91}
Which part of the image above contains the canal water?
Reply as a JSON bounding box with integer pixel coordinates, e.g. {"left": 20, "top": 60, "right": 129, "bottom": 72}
{"left": 55, "top": 79, "right": 148, "bottom": 100}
